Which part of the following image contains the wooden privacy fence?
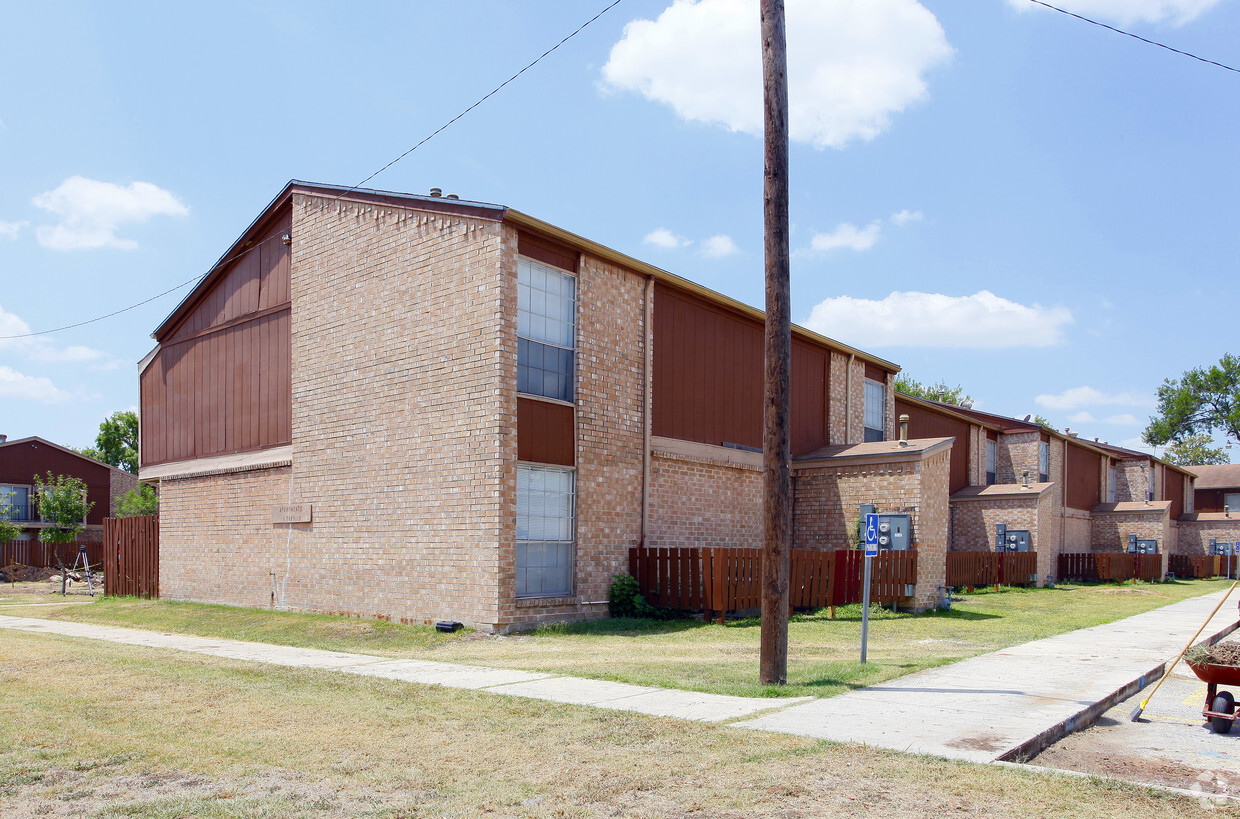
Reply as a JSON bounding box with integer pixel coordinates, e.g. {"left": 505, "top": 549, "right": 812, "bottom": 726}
{"left": 945, "top": 551, "right": 1039, "bottom": 591}
{"left": 101, "top": 515, "right": 159, "bottom": 598}
{"left": 629, "top": 546, "right": 918, "bottom": 623}
{"left": 1168, "top": 555, "right": 1222, "bottom": 579}
{"left": 1057, "top": 553, "right": 1163, "bottom": 583}
{"left": 1, "top": 540, "right": 103, "bottom": 570}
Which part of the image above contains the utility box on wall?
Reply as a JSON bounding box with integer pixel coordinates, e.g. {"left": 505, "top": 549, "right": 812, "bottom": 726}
{"left": 1127, "top": 534, "right": 1159, "bottom": 554}
{"left": 995, "top": 524, "right": 1031, "bottom": 552}
{"left": 858, "top": 505, "right": 913, "bottom": 550}
{"left": 1210, "top": 539, "right": 1234, "bottom": 556}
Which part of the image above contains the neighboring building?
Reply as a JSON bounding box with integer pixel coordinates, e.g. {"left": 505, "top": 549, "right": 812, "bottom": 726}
{"left": 1189, "top": 464, "right": 1240, "bottom": 513}
{"left": 0, "top": 435, "right": 138, "bottom": 541}
{"left": 896, "top": 394, "right": 1228, "bottom": 578}
{"left": 139, "top": 181, "right": 957, "bottom": 632}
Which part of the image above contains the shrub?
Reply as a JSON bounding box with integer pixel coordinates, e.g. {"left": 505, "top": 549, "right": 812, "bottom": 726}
{"left": 608, "top": 573, "right": 675, "bottom": 620}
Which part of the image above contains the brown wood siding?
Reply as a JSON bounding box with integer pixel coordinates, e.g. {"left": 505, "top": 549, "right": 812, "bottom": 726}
{"left": 896, "top": 398, "right": 970, "bottom": 493}
{"left": 518, "top": 231, "right": 579, "bottom": 273}
{"left": 1196, "top": 488, "right": 1230, "bottom": 513}
{"left": 517, "top": 398, "right": 574, "bottom": 466}
{"left": 141, "top": 309, "right": 291, "bottom": 466}
{"left": 165, "top": 212, "right": 291, "bottom": 343}
{"left": 1165, "top": 469, "right": 1185, "bottom": 519}
{"left": 652, "top": 284, "right": 832, "bottom": 457}
{"left": 0, "top": 440, "right": 114, "bottom": 525}
{"left": 1065, "top": 443, "right": 1102, "bottom": 510}
{"left": 864, "top": 362, "right": 887, "bottom": 382}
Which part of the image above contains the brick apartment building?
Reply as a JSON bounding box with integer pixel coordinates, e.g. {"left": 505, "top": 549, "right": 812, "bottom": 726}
{"left": 0, "top": 436, "right": 137, "bottom": 541}
{"left": 897, "top": 394, "right": 1237, "bottom": 581}
{"left": 138, "top": 181, "right": 960, "bottom": 631}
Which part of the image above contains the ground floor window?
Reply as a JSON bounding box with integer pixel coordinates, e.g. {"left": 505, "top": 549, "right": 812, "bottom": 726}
{"left": 516, "top": 464, "right": 575, "bottom": 598}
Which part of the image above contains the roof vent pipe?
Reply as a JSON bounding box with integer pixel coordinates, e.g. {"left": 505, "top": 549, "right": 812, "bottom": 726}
{"left": 429, "top": 187, "right": 442, "bottom": 198}
{"left": 0, "top": 434, "right": 6, "bottom": 443}
{"left": 898, "top": 414, "right": 909, "bottom": 446}
{"left": 446, "top": 193, "right": 459, "bottom": 200}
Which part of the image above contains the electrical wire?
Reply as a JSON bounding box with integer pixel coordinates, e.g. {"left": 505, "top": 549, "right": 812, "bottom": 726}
{"left": 1027, "top": 0, "right": 1240, "bottom": 74}
{"left": 1, "top": 0, "right": 626, "bottom": 341}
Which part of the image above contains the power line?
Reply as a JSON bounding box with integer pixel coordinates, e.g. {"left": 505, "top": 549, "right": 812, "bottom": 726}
{"left": 1027, "top": 0, "right": 1240, "bottom": 74}
{"left": 3, "top": 0, "right": 626, "bottom": 341}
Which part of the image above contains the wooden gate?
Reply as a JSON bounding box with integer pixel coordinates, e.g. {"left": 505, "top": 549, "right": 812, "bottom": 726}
{"left": 102, "top": 516, "right": 159, "bottom": 598}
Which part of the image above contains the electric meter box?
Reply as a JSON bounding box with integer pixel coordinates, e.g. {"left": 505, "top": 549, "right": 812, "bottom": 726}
{"left": 874, "top": 513, "right": 912, "bottom": 551}
{"left": 1211, "top": 540, "right": 1235, "bottom": 556}
{"left": 1127, "top": 534, "right": 1159, "bottom": 554}
{"left": 995, "top": 524, "right": 1031, "bottom": 552}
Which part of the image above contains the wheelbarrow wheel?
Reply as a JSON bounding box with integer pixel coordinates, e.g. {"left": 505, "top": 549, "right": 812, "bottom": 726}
{"left": 1211, "top": 691, "right": 1235, "bottom": 734}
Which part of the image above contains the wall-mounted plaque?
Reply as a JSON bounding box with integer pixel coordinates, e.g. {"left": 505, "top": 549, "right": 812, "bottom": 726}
{"left": 272, "top": 503, "right": 312, "bottom": 524}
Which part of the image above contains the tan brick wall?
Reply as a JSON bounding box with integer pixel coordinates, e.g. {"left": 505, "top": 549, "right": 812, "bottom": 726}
{"left": 647, "top": 451, "right": 762, "bottom": 548}
{"left": 1090, "top": 508, "right": 1169, "bottom": 552}
{"left": 502, "top": 249, "right": 648, "bottom": 630}
{"left": 159, "top": 465, "right": 294, "bottom": 607}
{"left": 108, "top": 470, "right": 139, "bottom": 516}
{"left": 914, "top": 449, "right": 949, "bottom": 609}
{"left": 156, "top": 195, "right": 515, "bottom": 629}
{"left": 1064, "top": 509, "right": 1091, "bottom": 551}
{"left": 1175, "top": 519, "right": 1240, "bottom": 555}
{"left": 1115, "top": 461, "right": 1150, "bottom": 503}
{"left": 951, "top": 496, "right": 1041, "bottom": 552}
{"left": 997, "top": 431, "right": 1038, "bottom": 485}
{"left": 829, "top": 352, "right": 849, "bottom": 445}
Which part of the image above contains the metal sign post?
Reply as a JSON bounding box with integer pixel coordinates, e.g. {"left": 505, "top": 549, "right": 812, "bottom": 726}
{"left": 861, "top": 513, "right": 879, "bottom": 663}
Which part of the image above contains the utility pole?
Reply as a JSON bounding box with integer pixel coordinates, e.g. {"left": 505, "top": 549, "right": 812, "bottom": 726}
{"left": 759, "top": 0, "right": 791, "bottom": 686}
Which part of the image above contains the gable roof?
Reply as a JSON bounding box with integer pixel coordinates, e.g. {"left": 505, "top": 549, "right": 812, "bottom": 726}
{"left": 1187, "top": 464, "right": 1240, "bottom": 489}
{"left": 152, "top": 180, "right": 900, "bottom": 373}
{"left": 0, "top": 436, "right": 132, "bottom": 477}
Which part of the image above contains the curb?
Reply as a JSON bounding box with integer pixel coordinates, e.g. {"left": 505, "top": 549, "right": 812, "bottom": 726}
{"left": 997, "top": 618, "right": 1240, "bottom": 763}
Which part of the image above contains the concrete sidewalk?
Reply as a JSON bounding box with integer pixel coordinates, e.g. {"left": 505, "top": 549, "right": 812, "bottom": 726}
{"left": 1, "top": 590, "right": 1237, "bottom": 763}
{"left": 736, "top": 589, "right": 1240, "bottom": 763}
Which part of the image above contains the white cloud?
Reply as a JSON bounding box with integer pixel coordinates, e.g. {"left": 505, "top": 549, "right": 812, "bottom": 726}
{"left": 1068, "top": 411, "right": 1096, "bottom": 423}
{"left": 0, "top": 365, "right": 71, "bottom": 402}
{"left": 32, "top": 176, "right": 188, "bottom": 251}
{"left": 0, "top": 303, "right": 115, "bottom": 368}
{"left": 1008, "top": 0, "right": 1222, "bottom": 26}
{"left": 0, "top": 220, "right": 27, "bottom": 240}
{"left": 602, "top": 0, "right": 953, "bottom": 149}
{"left": 803, "top": 290, "right": 1072, "bottom": 348}
{"left": 890, "top": 209, "right": 923, "bottom": 226}
{"left": 644, "top": 227, "right": 691, "bottom": 249}
{"left": 1034, "top": 386, "right": 1151, "bottom": 410}
{"left": 809, "top": 221, "right": 882, "bottom": 253}
{"left": 701, "top": 234, "right": 739, "bottom": 258}
{"left": 1104, "top": 413, "right": 1142, "bottom": 426}
{"left": 1120, "top": 437, "right": 1157, "bottom": 454}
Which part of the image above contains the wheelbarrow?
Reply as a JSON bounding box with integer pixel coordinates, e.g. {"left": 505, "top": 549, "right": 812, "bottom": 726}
{"left": 1187, "top": 659, "right": 1240, "bottom": 734}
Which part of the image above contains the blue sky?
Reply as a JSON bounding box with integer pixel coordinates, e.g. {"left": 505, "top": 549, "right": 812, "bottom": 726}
{"left": 1, "top": 0, "right": 1236, "bottom": 459}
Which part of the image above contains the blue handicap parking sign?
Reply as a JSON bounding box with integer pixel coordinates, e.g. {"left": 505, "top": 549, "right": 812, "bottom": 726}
{"left": 864, "top": 513, "right": 879, "bottom": 557}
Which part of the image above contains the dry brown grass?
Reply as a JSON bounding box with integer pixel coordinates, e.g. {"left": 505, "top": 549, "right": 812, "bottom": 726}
{"left": 0, "top": 628, "right": 1224, "bottom": 818}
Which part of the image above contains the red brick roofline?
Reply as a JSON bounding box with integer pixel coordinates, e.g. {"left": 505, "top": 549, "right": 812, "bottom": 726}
{"left": 0, "top": 435, "right": 133, "bottom": 478}
{"left": 151, "top": 181, "right": 900, "bottom": 374}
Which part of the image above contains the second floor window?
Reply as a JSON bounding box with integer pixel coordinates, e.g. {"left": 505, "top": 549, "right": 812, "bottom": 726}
{"left": 1039, "top": 441, "right": 1049, "bottom": 483}
{"left": 863, "top": 380, "right": 885, "bottom": 442}
{"left": 986, "top": 439, "right": 996, "bottom": 485}
{"left": 517, "top": 257, "right": 576, "bottom": 402}
{"left": 0, "top": 485, "right": 30, "bottom": 521}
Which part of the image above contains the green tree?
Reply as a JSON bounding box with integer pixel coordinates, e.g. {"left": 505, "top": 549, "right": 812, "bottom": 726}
{"left": 1161, "top": 433, "right": 1230, "bottom": 466}
{"left": 894, "top": 375, "right": 972, "bottom": 407}
{"left": 0, "top": 489, "right": 20, "bottom": 543}
{"left": 33, "top": 472, "right": 94, "bottom": 543}
{"left": 1033, "top": 414, "right": 1056, "bottom": 430}
{"left": 116, "top": 483, "right": 159, "bottom": 517}
{"left": 78, "top": 410, "right": 139, "bottom": 474}
{"left": 1144, "top": 354, "right": 1240, "bottom": 448}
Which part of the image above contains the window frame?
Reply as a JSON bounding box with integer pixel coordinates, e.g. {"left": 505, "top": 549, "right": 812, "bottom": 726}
{"left": 0, "top": 483, "right": 32, "bottom": 522}
{"left": 1038, "top": 441, "right": 1049, "bottom": 483}
{"left": 863, "top": 379, "right": 886, "bottom": 443}
{"left": 985, "top": 439, "right": 997, "bottom": 485}
{"left": 517, "top": 257, "right": 577, "bottom": 404}
{"left": 515, "top": 462, "right": 576, "bottom": 599}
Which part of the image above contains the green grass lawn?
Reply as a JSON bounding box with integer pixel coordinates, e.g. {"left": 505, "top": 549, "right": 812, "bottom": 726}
{"left": 3, "top": 577, "right": 1231, "bottom": 699}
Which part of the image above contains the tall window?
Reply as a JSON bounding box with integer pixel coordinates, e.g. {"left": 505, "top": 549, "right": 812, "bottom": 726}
{"left": 516, "top": 464, "right": 575, "bottom": 598}
{"left": 1108, "top": 464, "right": 1117, "bottom": 503}
{"left": 985, "top": 439, "right": 996, "bottom": 485}
{"left": 1038, "top": 442, "right": 1049, "bottom": 483}
{"left": 0, "top": 485, "right": 30, "bottom": 521}
{"left": 518, "top": 257, "right": 576, "bottom": 403}
{"left": 863, "top": 380, "right": 885, "bottom": 442}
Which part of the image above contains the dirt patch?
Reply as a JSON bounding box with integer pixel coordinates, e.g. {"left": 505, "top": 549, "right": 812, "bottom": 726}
{"left": 0, "top": 565, "right": 98, "bottom": 598}
{"left": 1194, "top": 640, "right": 1240, "bottom": 666}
